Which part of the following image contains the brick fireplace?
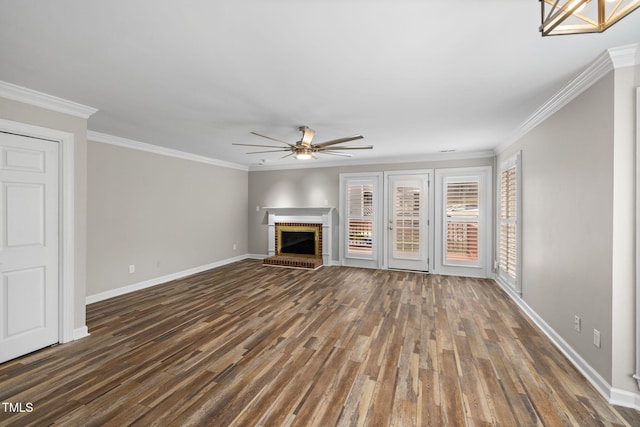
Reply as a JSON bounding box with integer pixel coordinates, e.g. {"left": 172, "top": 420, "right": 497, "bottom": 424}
{"left": 263, "top": 207, "right": 335, "bottom": 269}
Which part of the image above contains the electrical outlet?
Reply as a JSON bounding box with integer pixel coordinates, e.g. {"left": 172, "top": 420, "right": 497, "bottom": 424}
{"left": 594, "top": 329, "right": 601, "bottom": 348}
{"left": 574, "top": 315, "right": 581, "bottom": 332}
{"left": 129, "top": 264, "right": 135, "bottom": 274}
{"left": 233, "top": 243, "right": 237, "bottom": 250}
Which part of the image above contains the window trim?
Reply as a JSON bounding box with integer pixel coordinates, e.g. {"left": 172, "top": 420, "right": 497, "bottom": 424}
{"left": 497, "top": 152, "right": 522, "bottom": 294}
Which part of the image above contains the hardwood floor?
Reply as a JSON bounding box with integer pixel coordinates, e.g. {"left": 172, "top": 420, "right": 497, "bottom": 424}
{"left": 1, "top": 259, "right": 639, "bottom": 426}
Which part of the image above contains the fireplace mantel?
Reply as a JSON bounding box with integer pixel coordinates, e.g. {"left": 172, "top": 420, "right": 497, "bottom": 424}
{"left": 266, "top": 207, "right": 335, "bottom": 265}
{"left": 264, "top": 207, "right": 334, "bottom": 216}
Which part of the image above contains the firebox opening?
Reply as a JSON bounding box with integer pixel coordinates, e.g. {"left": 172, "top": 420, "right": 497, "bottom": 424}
{"left": 280, "top": 231, "right": 315, "bottom": 256}
{"left": 276, "top": 224, "right": 320, "bottom": 258}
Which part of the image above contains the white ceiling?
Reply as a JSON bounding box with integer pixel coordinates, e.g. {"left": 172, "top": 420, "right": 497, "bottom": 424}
{"left": 1, "top": 1, "right": 639, "bottom": 169}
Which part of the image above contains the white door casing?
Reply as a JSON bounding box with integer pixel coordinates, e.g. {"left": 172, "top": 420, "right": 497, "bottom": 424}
{"left": 0, "top": 131, "right": 59, "bottom": 363}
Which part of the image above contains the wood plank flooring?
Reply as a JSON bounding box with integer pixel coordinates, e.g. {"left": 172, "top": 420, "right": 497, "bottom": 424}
{"left": 1, "top": 259, "right": 639, "bottom": 426}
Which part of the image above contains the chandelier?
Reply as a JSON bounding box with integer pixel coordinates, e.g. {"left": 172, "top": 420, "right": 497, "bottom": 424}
{"left": 540, "top": 0, "right": 640, "bottom": 36}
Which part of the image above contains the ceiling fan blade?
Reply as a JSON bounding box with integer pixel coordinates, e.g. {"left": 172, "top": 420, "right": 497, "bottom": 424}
{"left": 314, "top": 135, "right": 364, "bottom": 148}
{"left": 280, "top": 152, "right": 295, "bottom": 159}
{"left": 319, "top": 151, "right": 353, "bottom": 157}
{"left": 250, "top": 132, "right": 295, "bottom": 147}
{"left": 246, "top": 149, "right": 291, "bottom": 154}
{"left": 317, "top": 145, "right": 373, "bottom": 150}
{"left": 300, "top": 126, "right": 315, "bottom": 146}
{"left": 233, "top": 143, "right": 286, "bottom": 148}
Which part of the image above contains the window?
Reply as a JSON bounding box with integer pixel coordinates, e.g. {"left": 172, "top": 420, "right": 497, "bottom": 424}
{"left": 435, "top": 167, "right": 491, "bottom": 277}
{"left": 340, "top": 173, "right": 381, "bottom": 268}
{"left": 347, "top": 183, "right": 374, "bottom": 256}
{"left": 498, "top": 152, "right": 521, "bottom": 290}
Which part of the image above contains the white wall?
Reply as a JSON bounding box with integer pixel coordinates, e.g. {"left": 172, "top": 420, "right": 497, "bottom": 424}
{"left": 87, "top": 141, "right": 248, "bottom": 298}
{"left": 498, "top": 72, "right": 615, "bottom": 383}
{"left": 496, "top": 62, "right": 640, "bottom": 399}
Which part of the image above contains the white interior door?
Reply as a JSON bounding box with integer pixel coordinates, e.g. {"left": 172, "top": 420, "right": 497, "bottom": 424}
{"left": 0, "top": 132, "right": 59, "bottom": 363}
{"left": 387, "top": 173, "right": 429, "bottom": 271}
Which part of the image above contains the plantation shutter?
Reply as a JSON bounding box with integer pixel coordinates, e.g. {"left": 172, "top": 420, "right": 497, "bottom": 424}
{"left": 394, "top": 185, "right": 421, "bottom": 256}
{"left": 498, "top": 152, "right": 520, "bottom": 288}
{"left": 347, "top": 182, "right": 374, "bottom": 257}
{"left": 445, "top": 179, "right": 480, "bottom": 264}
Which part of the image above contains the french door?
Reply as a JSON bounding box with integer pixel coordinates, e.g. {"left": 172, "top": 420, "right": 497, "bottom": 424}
{"left": 0, "top": 131, "right": 59, "bottom": 363}
{"left": 385, "top": 172, "right": 431, "bottom": 271}
{"left": 341, "top": 167, "right": 489, "bottom": 277}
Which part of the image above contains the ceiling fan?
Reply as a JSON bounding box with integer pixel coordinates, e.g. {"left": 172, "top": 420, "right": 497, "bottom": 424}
{"left": 233, "top": 126, "right": 372, "bottom": 160}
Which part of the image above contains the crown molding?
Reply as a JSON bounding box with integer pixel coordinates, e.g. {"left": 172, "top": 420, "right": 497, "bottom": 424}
{"left": 0, "top": 80, "right": 97, "bottom": 119}
{"left": 87, "top": 131, "right": 249, "bottom": 171}
{"left": 608, "top": 43, "right": 640, "bottom": 68}
{"left": 495, "top": 43, "right": 639, "bottom": 154}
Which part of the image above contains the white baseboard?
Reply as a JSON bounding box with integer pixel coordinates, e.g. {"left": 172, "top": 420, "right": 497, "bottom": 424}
{"left": 72, "top": 326, "right": 90, "bottom": 341}
{"left": 610, "top": 387, "right": 640, "bottom": 408}
{"left": 86, "top": 254, "right": 250, "bottom": 305}
{"left": 609, "top": 388, "right": 640, "bottom": 410}
{"left": 494, "top": 277, "right": 640, "bottom": 410}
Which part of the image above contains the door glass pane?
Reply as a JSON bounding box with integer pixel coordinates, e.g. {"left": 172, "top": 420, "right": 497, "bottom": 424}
{"left": 446, "top": 180, "right": 479, "bottom": 262}
{"left": 347, "top": 183, "right": 373, "bottom": 256}
{"left": 394, "top": 184, "right": 421, "bottom": 259}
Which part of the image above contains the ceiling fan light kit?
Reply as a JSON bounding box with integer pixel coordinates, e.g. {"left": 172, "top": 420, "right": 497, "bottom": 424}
{"left": 540, "top": 0, "right": 640, "bottom": 36}
{"left": 233, "top": 126, "right": 372, "bottom": 161}
{"left": 295, "top": 148, "right": 313, "bottom": 160}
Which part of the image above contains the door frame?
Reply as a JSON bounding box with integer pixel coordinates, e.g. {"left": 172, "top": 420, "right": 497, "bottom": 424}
{"left": 0, "top": 118, "right": 76, "bottom": 343}
{"left": 383, "top": 169, "right": 434, "bottom": 272}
